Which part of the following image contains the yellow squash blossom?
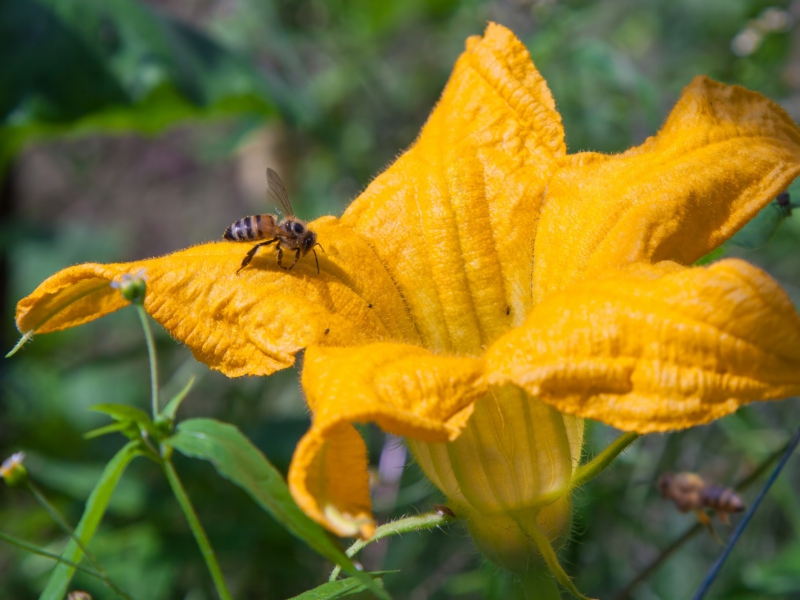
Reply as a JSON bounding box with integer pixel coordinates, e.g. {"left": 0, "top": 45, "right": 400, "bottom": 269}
{"left": 12, "top": 22, "right": 800, "bottom": 584}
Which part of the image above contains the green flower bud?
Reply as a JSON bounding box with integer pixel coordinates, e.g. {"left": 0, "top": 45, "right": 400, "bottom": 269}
{"left": 111, "top": 270, "right": 147, "bottom": 304}
{"left": 1, "top": 452, "right": 28, "bottom": 487}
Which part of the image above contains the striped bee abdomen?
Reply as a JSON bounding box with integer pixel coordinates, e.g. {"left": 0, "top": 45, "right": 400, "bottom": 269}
{"left": 224, "top": 214, "right": 277, "bottom": 241}
{"left": 701, "top": 485, "right": 744, "bottom": 513}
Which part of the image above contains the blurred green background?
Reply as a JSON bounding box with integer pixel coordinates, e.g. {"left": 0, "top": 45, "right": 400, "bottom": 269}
{"left": 2, "top": 0, "right": 800, "bottom": 598}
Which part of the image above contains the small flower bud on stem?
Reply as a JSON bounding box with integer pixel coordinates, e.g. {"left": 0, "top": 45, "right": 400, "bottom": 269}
{"left": 111, "top": 270, "right": 147, "bottom": 305}
{"left": 0, "top": 452, "right": 28, "bottom": 487}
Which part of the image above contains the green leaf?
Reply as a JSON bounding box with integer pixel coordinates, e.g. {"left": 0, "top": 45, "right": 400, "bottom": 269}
{"left": 289, "top": 575, "right": 389, "bottom": 599}
{"left": 694, "top": 245, "right": 726, "bottom": 266}
{"left": 165, "top": 419, "right": 390, "bottom": 600}
{"left": 40, "top": 440, "right": 142, "bottom": 600}
{"left": 83, "top": 422, "right": 132, "bottom": 440}
{"left": 90, "top": 403, "right": 152, "bottom": 427}
{"left": 162, "top": 375, "right": 195, "bottom": 422}
{"left": 728, "top": 194, "right": 793, "bottom": 250}
{"left": 0, "top": 0, "right": 276, "bottom": 168}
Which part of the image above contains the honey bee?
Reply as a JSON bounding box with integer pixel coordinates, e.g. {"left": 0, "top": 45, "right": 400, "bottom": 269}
{"left": 224, "top": 168, "right": 323, "bottom": 274}
{"left": 658, "top": 472, "right": 745, "bottom": 525}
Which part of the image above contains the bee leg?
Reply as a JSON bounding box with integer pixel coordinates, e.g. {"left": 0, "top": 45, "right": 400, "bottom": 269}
{"left": 695, "top": 509, "right": 711, "bottom": 527}
{"left": 696, "top": 510, "right": 723, "bottom": 544}
{"left": 718, "top": 511, "right": 731, "bottom": 526}
{"left": 276, "top": 245, "right": 285, "bottom": 269}
{"left": 237, "top": 238, "right": 278, "bottom": 275}
{"left": 285, "top": 248, "right": 301, "bottom": 271}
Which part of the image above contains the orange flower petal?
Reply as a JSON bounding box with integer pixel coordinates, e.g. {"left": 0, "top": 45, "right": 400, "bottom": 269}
{"left": 289, "top": 343, "right": 485, "bottom": 537}
{"left": 15, "top": 218, "right": 419, "bottom": 376}
{"left": 342, "top": 23, "right": 566, "bottom": 353}
{"left": 486, "top": 259, "right": 800, "bottom": 432}
{"left": 534, "top": 76, "right": 800, "bottom": 302}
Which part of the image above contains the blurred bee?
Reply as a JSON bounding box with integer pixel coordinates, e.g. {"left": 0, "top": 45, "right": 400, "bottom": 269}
{"left": 224, "top": 168, "right": 323, "bottom": 274}
{"left": 658, "top": 472, "right": 745, "bottom": 526}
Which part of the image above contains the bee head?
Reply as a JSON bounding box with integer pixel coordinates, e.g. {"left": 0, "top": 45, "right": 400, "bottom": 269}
{"left": 301, "top": 230, "right": 318, "bottom": 255}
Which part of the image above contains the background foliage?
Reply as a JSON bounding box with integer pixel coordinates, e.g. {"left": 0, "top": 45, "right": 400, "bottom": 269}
{"left": 2, "top": 0, "right": 800, "bottom": 598}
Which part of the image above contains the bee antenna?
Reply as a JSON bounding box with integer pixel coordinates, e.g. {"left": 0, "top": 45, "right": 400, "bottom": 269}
{"left": 312, "top": 248, "right": 320, "bottom": 274}
{"left": 316, "top": 243, "right": 326, "bottom": 254}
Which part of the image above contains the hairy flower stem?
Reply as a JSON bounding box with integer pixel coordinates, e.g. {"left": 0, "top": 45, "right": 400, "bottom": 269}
{"left": 163, "top": 458, "right": 232, "bottom": 600}
{"left": 329, "top": 510, "right": 457, "bottom": 581}
{"left": 25, "top": 480, "right": 133, "bottom": 600}
{"left": 136, "top": 304, "right": 160, "bottom": 419}
{"left": 571, "top": 432, "right": 640, "bottom": 490}
{"left": 525, "top": 520, "right": 592, "bottom": 600}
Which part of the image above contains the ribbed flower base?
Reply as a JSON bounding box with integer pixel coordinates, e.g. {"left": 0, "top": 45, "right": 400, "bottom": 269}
{"left": 408, "top": 384, "right": 582, "bottom": 572}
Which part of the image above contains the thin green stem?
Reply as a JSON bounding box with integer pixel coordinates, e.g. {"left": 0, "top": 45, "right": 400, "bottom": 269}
{"left": 571, "top": 432, "right": 640, "bottom": 490}
{"left": 25, "top": 480, "right": 133, "bottom": 600}
{"left": 5, "top": 330, "right": 33, "bottom": 358}
{"left": 163, "top": 458, "right": 232, "bottom": 600}
{"left": 0, "top": 530, "right": 103, "bottom": 580}
{"left": 329, "top": 510, "right": 457, "bottom": 582}
{"left": 136, "top": 304, "right": 160, "bottom": 419}
{"left": 26, "top": 481, "right": 103, "bottom": 572}
{"left": 526, "top": 522, "right": 592, "bottom": 600}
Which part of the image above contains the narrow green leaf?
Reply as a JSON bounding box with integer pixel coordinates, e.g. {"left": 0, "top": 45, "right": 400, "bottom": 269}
{"left": 83, "top": 422, "right": 130, "bottom": 440}
{"left": 289, "top": 575, "right": 388, "bottom": 599}
{"left": 90, "top": 403, "right": 152, "bottom": 426}
{"left": 39, "top": 441, "right": 142, "bottom": 600}
{"left": 162, "top": 375, "right": 195, "bottom": 421}
{"left": 165, "top": 419, "right": 389, "bottom": 600}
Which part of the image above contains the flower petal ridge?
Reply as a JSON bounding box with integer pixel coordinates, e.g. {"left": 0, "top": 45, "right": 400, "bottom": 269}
{"left": 342, "top": 22, "right": 566, "bottom": 353}
{"left": 534, "top": 76, "right": 800, "bottom": 301}
{"left": 487, "top": 260, "right": 800, "bottom": 432}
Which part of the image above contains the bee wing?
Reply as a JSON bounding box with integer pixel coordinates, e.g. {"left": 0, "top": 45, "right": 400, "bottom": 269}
{"left": 266, "top": 168, "right": 294, "bottom": 217}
